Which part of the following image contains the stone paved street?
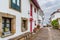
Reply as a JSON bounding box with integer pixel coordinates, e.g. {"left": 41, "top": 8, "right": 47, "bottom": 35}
{"left": 31, "top": 27, "right": 60, "bottom": 40}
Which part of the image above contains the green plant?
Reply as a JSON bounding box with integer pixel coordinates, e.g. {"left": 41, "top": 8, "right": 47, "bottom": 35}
{"left": 51, "top": 19, "right": 59, "bottom": 29}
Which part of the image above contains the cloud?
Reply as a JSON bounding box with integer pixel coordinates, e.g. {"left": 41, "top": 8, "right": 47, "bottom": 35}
{"left": 38, "top": 0, "right": 60, "bottom": 10}
{"left": 45, "top": 3, "right": 60, "bottom": 10}
{"left": 38, "top": 0, "right": 55, "bottom": 6}
{"left": 38, "top": 0, "right": 48, "bottom": 6}
{"left": 38, "top": 0, "right": 60, "bottom": 24}
{"left": 44, "top": 4, "right": 60, "bottom": 13}
{"left": 38, "top": 0, "right": 55, "bottom": 11}
{"left": 46, "top": 0, "right": 55, "bottom": 2}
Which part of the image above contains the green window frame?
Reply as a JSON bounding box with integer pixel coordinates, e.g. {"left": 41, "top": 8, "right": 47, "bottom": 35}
{"left": 10, "top": 0, "right": 21, "bottom": 11}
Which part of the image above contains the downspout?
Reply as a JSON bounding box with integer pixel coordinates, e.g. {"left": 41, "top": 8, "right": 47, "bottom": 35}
{"left": 30, "top": 4, "right": 33, "bottom": 32}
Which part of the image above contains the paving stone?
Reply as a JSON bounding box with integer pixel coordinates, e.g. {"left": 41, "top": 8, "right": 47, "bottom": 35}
{"left": 31, "top": 27, "right": 60, "bottom": 40}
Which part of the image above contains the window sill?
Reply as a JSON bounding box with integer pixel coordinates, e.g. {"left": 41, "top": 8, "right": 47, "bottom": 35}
{"left": 21, "top": 30, "right": 28, "bottom": 32}
{"left": 1, "top": 33, "right": 13, "bottom": 38}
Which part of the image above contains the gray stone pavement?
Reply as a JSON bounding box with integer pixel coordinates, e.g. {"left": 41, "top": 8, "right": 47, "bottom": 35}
{"left": 31, "top": 27, "right": 60, "bottom": 40}
{"left": 51, "top": 28, "right": 60, "bottom": 40}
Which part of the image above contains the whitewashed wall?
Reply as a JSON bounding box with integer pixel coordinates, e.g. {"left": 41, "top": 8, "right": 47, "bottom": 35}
{"left": 38, "top": 15, "right": 43, "bottom": 28}
{"left": 0, "top": 0, "right": 43, "bottom": 40}
{"left": 32, "top": 4, "right": 38, "bottom": 32}
{"left": 0, "top": 0, "right": 30, "bottom": 40}
{"left": 32, "top": 8, "right": 43, "bottom": 29}
{"left": 37, "top": 9, "right": 44, "bottom": 28}
{"left": 51, "top": 13, "right": 60, "bottom": 21}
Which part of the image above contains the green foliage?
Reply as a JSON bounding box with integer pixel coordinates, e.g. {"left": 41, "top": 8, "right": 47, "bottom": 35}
{"left": 51, "top": 19, "right": 59, "bottom": 29}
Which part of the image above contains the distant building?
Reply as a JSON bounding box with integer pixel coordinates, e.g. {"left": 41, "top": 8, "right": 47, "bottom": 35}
{"left": 50, "top": 9, "right": 60, "bottom": 29}
{"left": 51, "top": 9, "right": 60, "bottom": 21}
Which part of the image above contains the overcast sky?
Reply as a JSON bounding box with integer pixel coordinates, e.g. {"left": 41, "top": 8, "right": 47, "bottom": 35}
{"left": 38, "top": 0, "right": 60, "bottom": 25}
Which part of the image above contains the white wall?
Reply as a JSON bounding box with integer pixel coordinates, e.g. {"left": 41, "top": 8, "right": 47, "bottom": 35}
{"left": 55, "top": 13, "right": 60, "bottom": 18}
{"left": 32, "top": 4, "right": 38, "bottom": 31}
{"left": 0, "top": 0, "right": 43, "bottom": 40}
{"left": 51, "top": 13, "right": 60, "bottom": 21}
{"left": 32, "top": 8, "right": 43, "bottom": 29}
{"left": 38, "top": 15, "right": 43, "bottom": 28}
{"left": 0, "top": 0, "right": 30, "bottom": 40}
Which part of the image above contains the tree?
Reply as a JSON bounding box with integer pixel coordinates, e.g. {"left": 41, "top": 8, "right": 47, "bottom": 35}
{"left": 51, "top": 19, "right": 59, "bottom": 29}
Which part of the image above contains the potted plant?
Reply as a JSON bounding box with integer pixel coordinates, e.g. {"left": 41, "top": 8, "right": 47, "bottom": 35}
{"left": 33, "top": 27, "right": 37, "bottom": 33}
{"left": 37, "top": 25, "right": 40, "bottom": 29}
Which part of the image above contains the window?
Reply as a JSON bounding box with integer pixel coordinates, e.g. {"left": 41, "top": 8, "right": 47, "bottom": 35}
{"left": 11, "top": 0, "right": 21, "bottom": 11}
{"left": 2, "top": 17, "right": 11, "bottom": 37}
{"left": 21, "top": 18, "right": 28, "bottom": 32}
{"left": 0, "top": 12, "right": 16, "bottom": 37}
{"left": 34, "top": 7, "right": 36, "bottom": 13}
{"left": 34, "top": 21, "right": 36, "bottom": 25}
{"left": 38, "top": 20, "right": 41, "bottom": 23}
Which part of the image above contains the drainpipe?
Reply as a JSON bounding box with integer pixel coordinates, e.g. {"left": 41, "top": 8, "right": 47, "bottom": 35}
{"left": 30, "top": 4, "right": 33, "bottom": 32}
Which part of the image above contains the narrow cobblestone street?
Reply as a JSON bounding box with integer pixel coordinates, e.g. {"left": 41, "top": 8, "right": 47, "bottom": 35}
{"left": 31, "top": 27, "right": 60, "bottom": 40}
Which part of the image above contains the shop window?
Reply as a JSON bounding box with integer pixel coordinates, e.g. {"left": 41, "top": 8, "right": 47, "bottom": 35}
{"left": 21, "top": 18, "right": 28, "bottom": 32}
{"left": 10, "top": 0, "right": 21, "bottom": 11}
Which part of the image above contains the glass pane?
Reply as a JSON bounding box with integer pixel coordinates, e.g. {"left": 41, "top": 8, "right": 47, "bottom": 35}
{"left": 2, "top": 24, "right": 4, "bottom": 28}
{"left": 2, "top": 19, "right": 4, "bottom": 23}
{"left": 4, "top": 31, "right": 11, "bottom": 36}
{"left": 6, "top": 19, "right": 10, "bottom": 23}
{"left": 17, "top": 0, "right": 20, "bottom": 6}
{"left": 4, "top": 27, "right": 9, "bottom": 32}
{"left": 6, "top": 24, "right": 10, "bottom": 27}
{"left": 12, "top": 0, "right": 16, "bottom": 4}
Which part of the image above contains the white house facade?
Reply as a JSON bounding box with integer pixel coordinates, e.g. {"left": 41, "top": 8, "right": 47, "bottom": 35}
{"left": 0, "top": 0, "right": 44, "bottom": 40}
{"left": 38, "top": 10, "right": 44, "bottom": 28}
